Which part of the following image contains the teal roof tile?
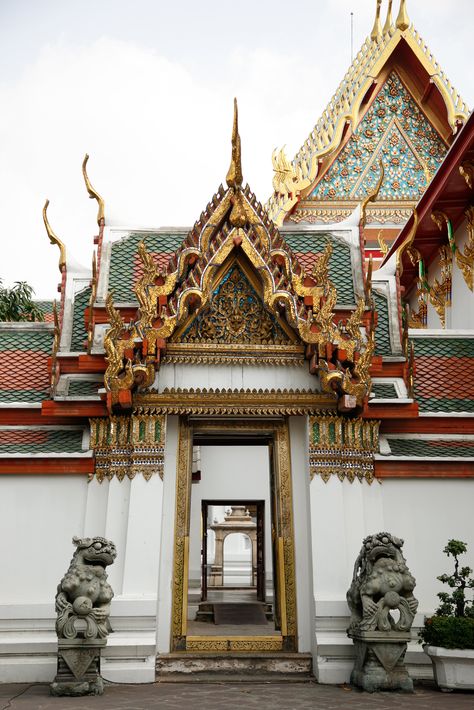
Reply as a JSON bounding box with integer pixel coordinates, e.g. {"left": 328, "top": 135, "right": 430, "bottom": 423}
{"left": 283, "top": 233, "right": 355, "bottom": 304}
{"left": 373, "top": 291, "right": 392, "bottom": 356}
{"left": 70, "top": 287, "right": 91, "bottom": 352}
{"left": 0, "top": 327, "right": 53, "bottom": 403}
{"left": 0, "top": 428, "right": 85, "bottom": 454}
{"left": 67, "top": 379, "right": 100, "bottom": 397}
{"left": 371, "top": 382, "right": 398, "bottom": 398}
{"left": 109, "top": 232, "right": 185, "bottom": 302}
{"left": 387, "top": 438, "right": 474, "bottom": 457}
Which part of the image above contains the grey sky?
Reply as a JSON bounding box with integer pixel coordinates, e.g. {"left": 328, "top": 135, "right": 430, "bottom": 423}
{"left": 1, "top": 0, "right": 472, "bottom": 298}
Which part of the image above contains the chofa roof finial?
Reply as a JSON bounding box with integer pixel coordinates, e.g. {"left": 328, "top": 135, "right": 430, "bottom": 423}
{"left": 226, "top": 98, "right": 243, "bottom": 189}
{"left": 82, "top": 153, "right": 105, "bottom": 225}
{"left": 396, "top": 0, "right": 410, "bottom": 31}
{"left": 383, "top": 0, "right": 394, "bottom": 34}
{"left": 42, "top": 199, "right": 66, "bottom": 273}
{"left": 370, "top": 0, "right": 382, "bottom": 41}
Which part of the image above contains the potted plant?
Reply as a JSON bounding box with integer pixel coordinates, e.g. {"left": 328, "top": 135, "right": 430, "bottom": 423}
{"left": 420, "top": 539, "right": 474, "bottom": 691}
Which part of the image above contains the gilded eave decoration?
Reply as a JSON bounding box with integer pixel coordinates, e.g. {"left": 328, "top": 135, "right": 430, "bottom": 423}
{"left": 309, "top": 414, "right": 380, "bottom": 484}
{"left": 89, "top": 413, "right": 166, "bottom": 482}
{"left": 267, "top": 8, "right": 468, "bottom": 226}
{"left": 103, "top": 101, "right": 375, "bottom": 413}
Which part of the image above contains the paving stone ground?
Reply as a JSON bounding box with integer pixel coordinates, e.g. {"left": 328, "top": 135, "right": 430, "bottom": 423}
{"left": 1, "top": 681, "right": 473, "bottom": 710}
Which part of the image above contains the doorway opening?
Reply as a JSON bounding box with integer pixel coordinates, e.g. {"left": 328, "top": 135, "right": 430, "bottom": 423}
{"left": 171, "top": 418, "right": 297, "bottom": 653}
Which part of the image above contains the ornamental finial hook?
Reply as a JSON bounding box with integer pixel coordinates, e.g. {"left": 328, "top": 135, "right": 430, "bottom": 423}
{"left": 383, "top": 0, "right": 394, "bottom": 34}
{"left": 42, "top": 199, "right": 66, "bottom": 273}
{"left": 370, "top": 0, "right": 382, "bottom": 41}
{"left": 396, "top": 0, "right": 409, "bottom": 31}
{"left": 82, "top": 153, "right": 105, "bottom": 225}
{"left": 226, "top": 98, "right": 243, "bottom": 189}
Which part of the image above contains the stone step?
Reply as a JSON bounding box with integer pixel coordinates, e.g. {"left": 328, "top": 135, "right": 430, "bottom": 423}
{"left": 195, "top": 602, "right": 274, "bottom": 623}
{"left": 156, "top": 652, "right": 313, "bottom": 681}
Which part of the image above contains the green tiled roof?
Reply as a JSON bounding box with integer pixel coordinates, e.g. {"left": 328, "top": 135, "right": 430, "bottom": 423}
{"left": 373, "top": 291, "right": 392, "bottom": 356}
{"left": 387, "top": 438, "right": 474, "bottom": 458}
{"left": 412, "top": 336, "right": 474, "bottom": 413}
{"left": 283, "top": 233, "right": 355, "bottom": 304}
{"left": 34, "top": 301, "right": 53, "bottom": 318}
{"left": 68, "top": 379, "right": 101, "bottom": 397}
{"left": 70, "top": 287, "right": 91, "bottom": 352}
{"left": 109, "top": 232, "right": 185, "bottom": 302}
{"left": 371, "top": 382, "right": 398, "bottom": 399}
{"left": 0, "top": 428, "right": 85, "bottom": 454}
{"left": 0, "top": 327, "right": 53, "bottom": 403}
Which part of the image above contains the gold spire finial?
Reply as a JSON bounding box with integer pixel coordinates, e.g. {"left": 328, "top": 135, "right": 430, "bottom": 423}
{"left": 370, "top": 0, "right": 382, "bottom": 41}
{"left": 383, "top": 0, "right": 393, "bottom": 34}
{"left": 226, "top": 98, "right": 243, "bottom": 189}
{"left": 82, "top": 153, "right": 105, "bottom": 225}
{"left": 43, "top": 199, "right": 66, "bottom": 273}
{"left": 396, "top": 0, "right": 409, "bottom": 31}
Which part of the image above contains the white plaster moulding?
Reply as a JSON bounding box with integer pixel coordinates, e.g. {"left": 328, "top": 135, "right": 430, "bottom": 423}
{"left": 421, "top": 412, "right": 474, "bottom": 418}
{"left": 409, "top": 329, "right": 474, "bottom": 338}
{"left": 0, "top": 425, "right": 86, "bottom": 431}
{"left": 384, "top": 433, "right": 474, "bottom": 440}
{"left": 0, "top": 403, "right": 42, "bottom": 409}
{"left": 0, "top": 452, "right": 93, "bottom": 459}
{"left": 0, "top": 322, "right": 54, "bottom": 332}
{"left": 375, "top": 455, "right": 474, "bottom": 462}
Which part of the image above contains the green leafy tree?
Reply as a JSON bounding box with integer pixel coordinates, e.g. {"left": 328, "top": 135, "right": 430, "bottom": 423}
{"left": 0, "top": 280, "right": 45, "bottom": 322}
{"left": 435, "top": 540, "right": 474, "bottom": 618}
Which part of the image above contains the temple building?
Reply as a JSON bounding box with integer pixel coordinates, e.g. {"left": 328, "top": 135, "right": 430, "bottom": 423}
{"left": 1, "top": 0, "right": 473, "bottom": 687}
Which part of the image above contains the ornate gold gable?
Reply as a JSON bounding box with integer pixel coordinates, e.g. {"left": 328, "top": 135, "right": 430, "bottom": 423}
{"left": 103, "top": 100, "right": 375, "bottom": 412}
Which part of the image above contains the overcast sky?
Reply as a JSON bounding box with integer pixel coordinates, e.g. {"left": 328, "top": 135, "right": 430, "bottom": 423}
{"left": 1, "top": 0, "right": 472, "bottom": 298}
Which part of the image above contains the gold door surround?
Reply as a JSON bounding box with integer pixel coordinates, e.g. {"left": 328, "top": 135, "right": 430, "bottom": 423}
{"left": 171, "top": 417, "right": 297, "bottom": 653}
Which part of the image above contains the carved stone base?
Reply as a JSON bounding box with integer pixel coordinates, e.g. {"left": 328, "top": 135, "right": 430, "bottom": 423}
{"left": 349, "top": 631, "right": 413, "bottom": 693}
{"left": 50, "top": 639, "right": 106, "bottom": 697}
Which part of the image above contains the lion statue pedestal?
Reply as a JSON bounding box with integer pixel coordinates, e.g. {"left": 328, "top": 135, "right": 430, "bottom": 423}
{"left": 50, "top": 536, "right": 117, "bottom": 697}
{"left": 347, "top": 532, "right": 418, "bottom": 692}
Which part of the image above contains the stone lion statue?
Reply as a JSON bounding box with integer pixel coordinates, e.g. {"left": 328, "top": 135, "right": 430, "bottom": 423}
{"left": 55, "top": 536, "right": 117, "bottom": 640}
{"left": 347, "top": 532, "right": 418, "bottom": 633}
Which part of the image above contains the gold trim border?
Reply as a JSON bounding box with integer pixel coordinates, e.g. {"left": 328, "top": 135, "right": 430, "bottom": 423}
{"left": 186, "top": 636, "right": 283, "bottom": 652}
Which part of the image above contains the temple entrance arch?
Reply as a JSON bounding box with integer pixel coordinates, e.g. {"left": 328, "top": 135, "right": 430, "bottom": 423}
{"left": 171, "top": 417, "right": 297, "bottom": 653}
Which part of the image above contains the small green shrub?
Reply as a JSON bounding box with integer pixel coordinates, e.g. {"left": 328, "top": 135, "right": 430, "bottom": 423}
{"left": 420, "top": 540, "right": 474, "bottom": 649}
{"left": 420, "top": 616, "right": 474, "bottom": 649}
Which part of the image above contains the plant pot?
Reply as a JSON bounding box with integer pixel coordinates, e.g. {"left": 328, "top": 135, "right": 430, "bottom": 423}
{"left": 424, "top": 645, "right": 474, "bottom": 691}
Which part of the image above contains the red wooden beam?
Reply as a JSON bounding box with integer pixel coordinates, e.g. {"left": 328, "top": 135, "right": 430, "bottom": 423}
{"left": 0, "top": 458, "right": 94, "bottom": 475}
{"left": 363, "top": 402, "right": 419, "bottom": 419}
{"left": 376, "top": 460, "right": 474, "bottom": 478}
{"left": 42, "top": 400, "right": 107, "bottom": 417}
{"left": 380, "top": 417, "right": 474, "bottom": 435}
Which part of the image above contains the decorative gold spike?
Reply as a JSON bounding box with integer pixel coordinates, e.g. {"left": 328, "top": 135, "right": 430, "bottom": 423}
{"left": 396, "top": 0, "right": 409, "bottom": 31}
{"left": 42, "top": 199, "right": 66, "bottom": 273}
{"left": 383, "top": 0, "right": 393, "bottom": 34}
{"left": 396, "top": 208, "right": 418, "bottom": 276}
{"left": 377, "top": 230, "right": 389, "bottom": 257}
{"left": 361, "top": 160, "right": 385, "bottom": 227}
{"left": 459, "top": 160, "right": 474, "bottom": 189}
{"left": 82, "top": 154, "right": 105, "bottom": 225}
{"left": 226, "top": 98, "right": 243, "bottom": 189}
{"left": 370, "top": 0, "right": 382, "bottom": 41}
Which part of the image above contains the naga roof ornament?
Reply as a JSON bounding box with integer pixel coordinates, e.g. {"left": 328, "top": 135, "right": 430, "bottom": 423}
{"left": 102, "top": 102, "right": 375, "bottom": 413}
{"left": 267, "top": 0, "right": 469, "bottom": 226}
{"left": 42, "top": 199, "right": 66, "bottom": 273}
{"left": 82, "top": 154, "right": 105, "bottom": 225}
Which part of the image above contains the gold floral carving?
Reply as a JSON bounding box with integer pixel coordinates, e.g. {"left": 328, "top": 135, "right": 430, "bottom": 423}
{"left": 455, "top": 206, "right": 474, "bottom": 291}
{"left": 89, "top": 413, "right": 166, "bottom": 482}
{"left": 360, "top": 160, "right": 385, "bottom": 228}
{"left": 309, "top": 414, "right": 380, "bottom": 484}
{"left": 429, "top": 245, "right": 453, "bottom": 328}
{"left": 171, "top": 418, "right": 193, "bottom": 643}
{"left": 134, "top": 388, "right": 335, "bottom": 416}
{"left": 186, "top": 637, "right": 283, "bottom": 652}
